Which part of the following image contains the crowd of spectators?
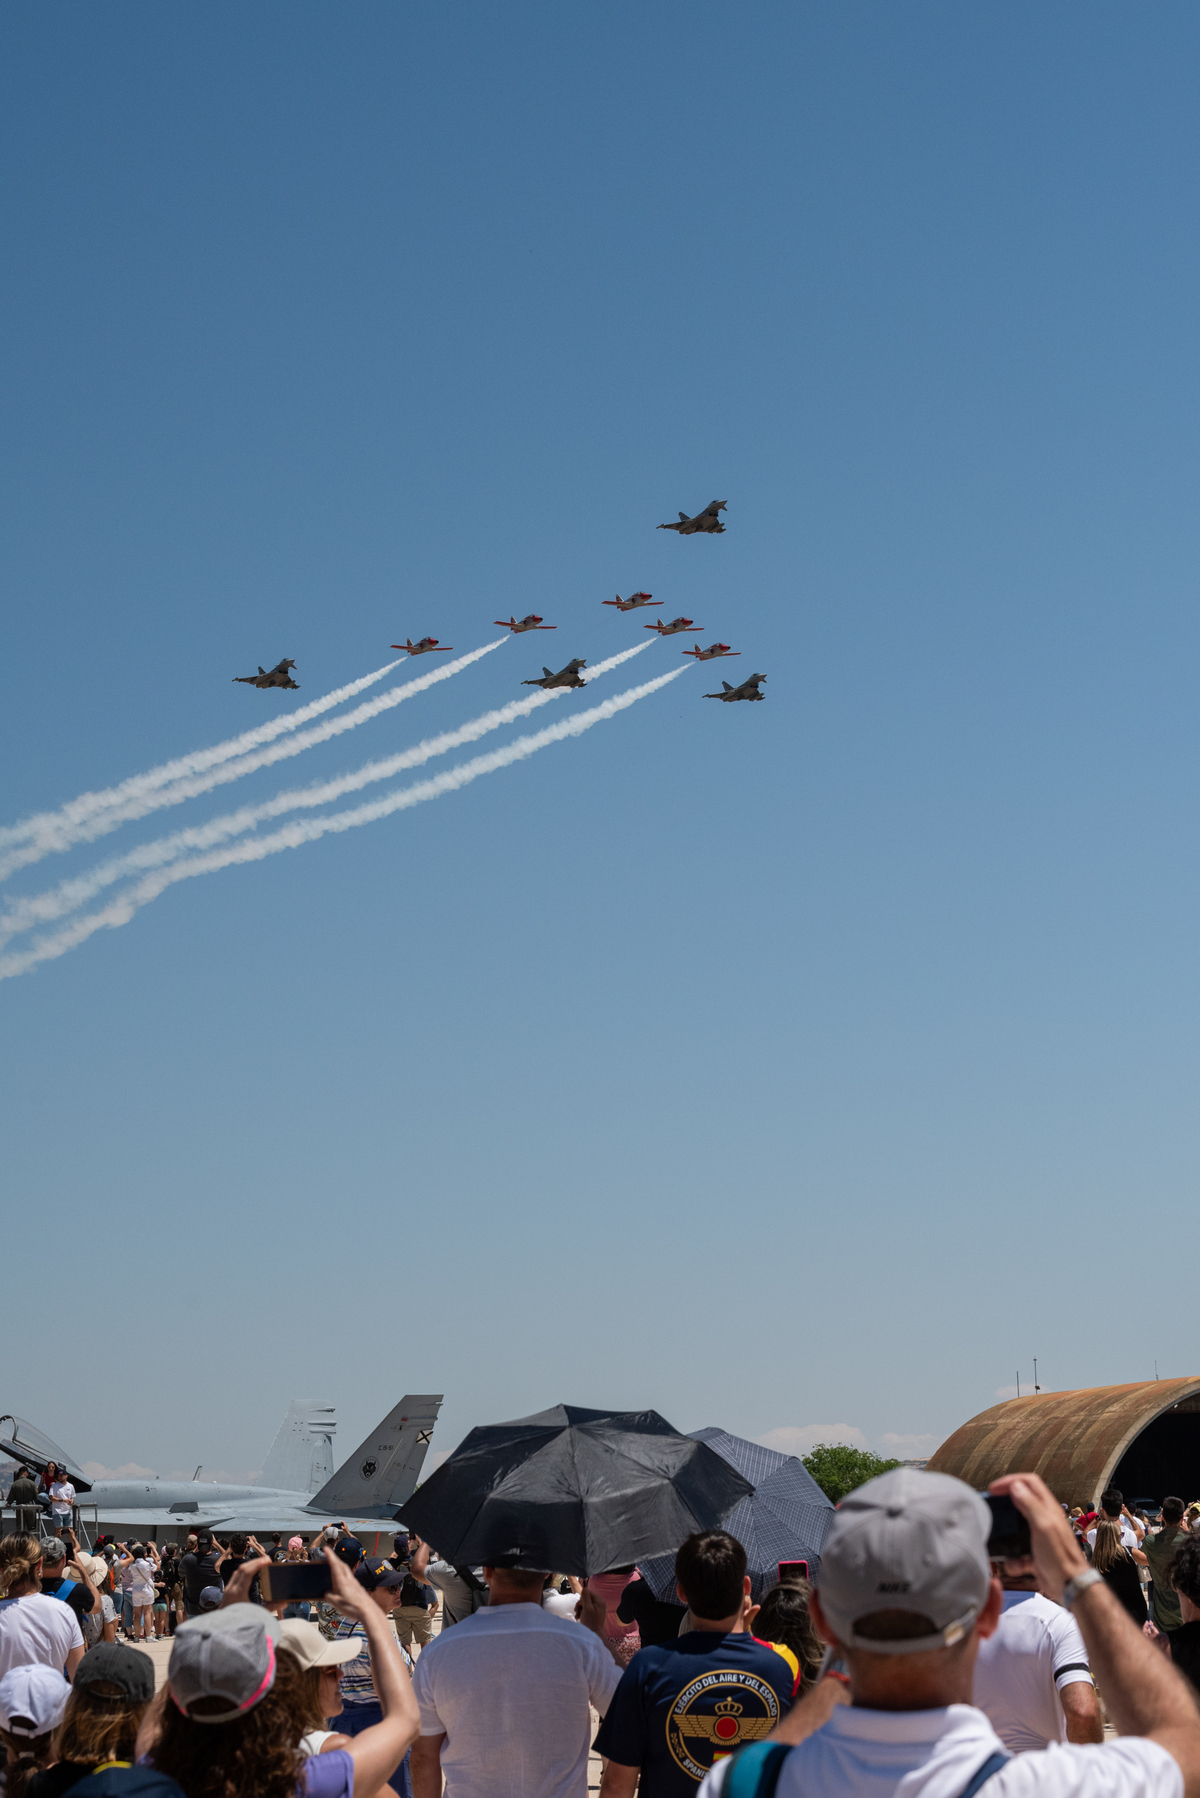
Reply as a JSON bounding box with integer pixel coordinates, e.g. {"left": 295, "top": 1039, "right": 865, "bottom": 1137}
{"left": 3, "top": 1462, "right": 1200, "bottom": 1797}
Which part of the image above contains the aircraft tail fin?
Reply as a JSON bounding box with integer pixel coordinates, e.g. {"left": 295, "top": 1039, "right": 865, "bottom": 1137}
{"left": 723, "top": 681, "right": 733, "bottom": 691}
{"left": 258, "top": 1401, "right": 337, "bottom": 1494}
{"left": 544, "top": 667, "right": 553, "bottom": 677}
{"left": 258, "top": 667, "right": 267, "bottom": 676}
{"left": 310, "top": 1394, "right": 443, "bottom": 1515}
{"left": 679, "top": 512, "right": 688, "bottom": 521}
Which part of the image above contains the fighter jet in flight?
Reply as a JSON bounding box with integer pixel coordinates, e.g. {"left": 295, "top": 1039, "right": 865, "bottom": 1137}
{"left": 522, "top": 659, "right": 587, "bottom": 691}
{"left": 657, "top": 501, "right": 727, "bottom": 535}
{"left": 496, "top": 615, "right": 556, "bottom": 633}
{"left": 603, "top": 592, "right": 660, "bottom": 612}
{"left": 233, "top": 659, "right": 299, "bottom": 690}
{"left": 391, "top": 638, "right": 453, "bottom": 656}
{"left": 682, "top": 642, "right": 739, "bottom": 661}
{"left": 646, "top": 616, "right": 702, "bottom": 637}
{"left": 705, "top": 673, "right": 766, "bottom": 703}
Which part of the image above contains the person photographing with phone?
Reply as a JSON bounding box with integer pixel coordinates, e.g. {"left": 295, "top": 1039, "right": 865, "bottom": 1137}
{"left": 698, "top": 1466, "right": 1200, "bottom": 1798}
{"left": 972, "top": 1493, "right": 1103, "bottom": 1751}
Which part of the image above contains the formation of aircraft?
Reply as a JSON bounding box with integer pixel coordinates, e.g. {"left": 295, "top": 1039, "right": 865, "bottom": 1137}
{"left": 0, "top": 1397, "right": 443, "bottom": 1537}
{"left": 645, "top": 616, "right": 702, "bottom": 637}
{"left": 657, "top": 501, "right": 727, "bottom": 535}
{"left": 232, "top": 499, "right": 765, "bottom": 707}
{"left": 682, "top": 642, "right": 739, "bottom": 662}
{"left": 522, "top": 659, "right": 587, "bottom": 691}
{"left": 391, "top": 637, "right": 453, "bottom": 656}
{"left": 603, "top": 592, "right": 659, "bottom": 612}
{"left": 233, "top": 659, "right": 299, "bottom": 691}
{"left": 705, "top": 673, "right": 766, "bottom": 703}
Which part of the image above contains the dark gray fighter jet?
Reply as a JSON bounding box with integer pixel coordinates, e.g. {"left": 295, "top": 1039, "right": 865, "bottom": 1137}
{"left": 657, "top": 501, "right": 726, "bottom": 535}
{"left": 234, "top": 659, "right": 299, "bottom": 690}
{"left": 522, "top": 659, "right": 587, "bottom": 691}
{"left": 705, "top": 672, "right": 766, "bottom": 703}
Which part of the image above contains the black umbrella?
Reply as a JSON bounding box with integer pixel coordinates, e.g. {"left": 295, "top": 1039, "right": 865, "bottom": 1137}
{"left": 638, "top": 1427, "right": 835, "bottom": 1604}
{"left": 397, "top": 1404, "right": 753, "bottom": 1577}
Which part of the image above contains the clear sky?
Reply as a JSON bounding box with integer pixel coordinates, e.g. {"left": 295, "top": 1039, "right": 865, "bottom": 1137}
{"left": 4, "top": 2, "right": 1200, "bottom": 1484}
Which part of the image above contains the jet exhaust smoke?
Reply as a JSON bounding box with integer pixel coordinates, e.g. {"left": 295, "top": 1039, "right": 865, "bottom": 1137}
{"left": 0, "top": 659, "right": 402, "bottom": 854}
{"left": 0, "top": 663, "right": 689, "bottom": 981}
{"left": 0, "top": 642, "right": 505, "bottom": 881}
{"left": 0, "top": 638, "right": 659, "bottom": 947}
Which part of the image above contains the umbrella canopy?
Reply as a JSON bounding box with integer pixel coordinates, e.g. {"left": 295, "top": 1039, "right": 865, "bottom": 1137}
{"left": 397, "top": 1405, "right": 753, "bottom": 1577}
{"left": 639, "top": 1427, "right": 835, "bottom": 1605}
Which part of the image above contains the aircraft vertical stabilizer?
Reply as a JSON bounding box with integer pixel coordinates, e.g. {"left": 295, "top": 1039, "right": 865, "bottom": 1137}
{"left": 258, "top": 1402, "right": 337, "bottom": 1495}
{"left": 310, "top": 1395, "right": 443, "bottom": 1516}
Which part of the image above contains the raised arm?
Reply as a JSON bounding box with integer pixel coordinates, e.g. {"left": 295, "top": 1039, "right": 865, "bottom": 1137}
{"left": 323, "top": 1549, "right": 419, "bottom": 1797}
{"left": 996, "top": 1473, "right": 1200, "bottom": 1794}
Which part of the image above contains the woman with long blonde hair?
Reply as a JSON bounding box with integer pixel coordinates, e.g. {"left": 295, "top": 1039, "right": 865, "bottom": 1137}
{"left": 1091, "top": 1517, "right": 1149, "bottom": 1628}
{"left": 0, "top": 1536, "right": 84, "bottom": 1683}
{"left": 26, "top": 1643, "right": 154, "bottom": 1798}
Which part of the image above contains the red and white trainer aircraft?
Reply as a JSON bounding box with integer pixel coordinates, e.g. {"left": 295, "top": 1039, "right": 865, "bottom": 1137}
{"left": 645, "top": 616, "right": 703, "bottom": 637}
{"left": 391, "top": 637, "right": 454, "bottom": 655}
{"left": 682, "top": 642, "right": 740, "bottom": 661}
{"left": 495, "top": 615, "right": 556, "bottom": 633}
{"left": 603, "top": 592, "right": 660, "bottom": 612}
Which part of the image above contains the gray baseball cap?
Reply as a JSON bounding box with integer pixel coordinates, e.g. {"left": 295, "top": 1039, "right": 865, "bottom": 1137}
{"left": 168, "top": 1604, "right": 282, "bottom": 1723}
{"left": 814, "top": 1467, "right": 992, "bottom": 1654}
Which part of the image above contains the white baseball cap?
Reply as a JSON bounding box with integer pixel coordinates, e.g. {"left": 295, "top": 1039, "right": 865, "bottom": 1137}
{"left": 0, "top": 1664, "right": 70, "bottom": 1737}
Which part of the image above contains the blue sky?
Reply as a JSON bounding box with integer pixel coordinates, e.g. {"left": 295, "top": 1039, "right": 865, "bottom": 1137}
{"left": 4, "top": 2, "right": 1200, "bottom": 1482}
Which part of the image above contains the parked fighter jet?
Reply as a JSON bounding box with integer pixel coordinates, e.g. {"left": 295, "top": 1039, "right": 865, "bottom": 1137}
{"left": 705, "top": 673, "right": 766, "bottom": 703}
{"left": 682, "top": 642, "right": 739, "bottom": 661}
{"left": 603, "top": 592, "right": 660, "bottom": 612}
{"left": 646, "top": 616, "right": 702, "bottom": 637}
{"left": 657, "top": 501, "right": 727, "bottom": 535}
{"left": 0, "top": 1396, "right": 443, "bottom": 1537}
{"left": 522, "top": 659, "right": 587, "bottom": 690}
{"left": 391, "top": 638, "right": 453, "bottom": 655}
{"left": 496, "top": 615, "right": 556, "bottom": 633}
{"left": 233, "top": 659, "right": 299, "bottom": 690}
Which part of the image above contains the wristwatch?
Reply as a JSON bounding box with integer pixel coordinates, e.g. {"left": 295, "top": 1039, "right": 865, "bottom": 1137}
{"left": 1061, "top": 1568, "right": 1103, "bottom": 1610}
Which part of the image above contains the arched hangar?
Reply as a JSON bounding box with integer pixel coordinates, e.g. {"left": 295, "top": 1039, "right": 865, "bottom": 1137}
{"left": 926, "top": 1377, "right": 1200, "bottom": 1509}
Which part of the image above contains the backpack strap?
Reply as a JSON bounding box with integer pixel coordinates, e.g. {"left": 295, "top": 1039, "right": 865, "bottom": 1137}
{"left": 50, "top": 1580, "right": 77, "bottom": 1603}
{"left": 725, "top": 1741, "right": 790, "bottom": 1798}
{"left": 956, "top": 1750, "right": 1011, "bottom": 1798}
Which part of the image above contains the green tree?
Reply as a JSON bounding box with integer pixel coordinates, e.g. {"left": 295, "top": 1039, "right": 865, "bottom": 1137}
{"left": 802, "top": 1443, "right": 902, "bottom": 1505}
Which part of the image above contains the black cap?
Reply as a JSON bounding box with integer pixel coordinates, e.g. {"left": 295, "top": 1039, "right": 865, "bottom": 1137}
{"left": 334, "top": 1535, "right": 363, "bottom": 1568}
{"left": 73, "top": 1643, "right": 155, "bottom": 1704}
{"left": 356, "top": 1557, "right": 405, "bottom": 1592}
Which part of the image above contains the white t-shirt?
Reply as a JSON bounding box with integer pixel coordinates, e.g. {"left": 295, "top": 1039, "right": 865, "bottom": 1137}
{"left": 974, "top": 1590, "right": 1093, "bottom": 1753}
{"left": 0, "top": 1594, "right": 83, "bottom": 1678}
{"left": 49, "top": 1481, "right": 75, "bottom": 1518}
{"left": 412, "top": 1599, "right": 621, "bottom": 1798}
{"left": 698, "top": 1702, "right": 1181, "bottom": 1798}
{"left": 542, "top": 1589, "right": 580, "bottom": 1620}
{"left": 130, "top": 1557, "right": 156, "bottom": 1599}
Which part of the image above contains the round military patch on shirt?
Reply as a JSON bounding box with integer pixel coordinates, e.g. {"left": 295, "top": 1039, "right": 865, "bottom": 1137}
{"left": 665, "top": 1667, "right": 783, "bottom": 1780}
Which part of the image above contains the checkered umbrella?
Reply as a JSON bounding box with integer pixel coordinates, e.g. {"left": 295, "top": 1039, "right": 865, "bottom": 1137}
{"left": 638, "top": 1427, "right": 835, "bottom": 1605}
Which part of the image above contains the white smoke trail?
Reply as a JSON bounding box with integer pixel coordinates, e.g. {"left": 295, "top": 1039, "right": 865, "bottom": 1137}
{"left": 0, "top": 663, "right": 689, "bottom": 982}
{"left": 0, "top": 637, "right": 659, "bottom": 947}
{"left": 0, "top": 658, "right": 403, "bottom": 854}
{"left": 0, "top": 642, "right": 505, "bottom": 882}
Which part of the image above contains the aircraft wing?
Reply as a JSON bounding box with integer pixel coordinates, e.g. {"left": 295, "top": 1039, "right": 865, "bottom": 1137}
{"left": 87, "top": 1505, "right": 415, "bottom": 1549}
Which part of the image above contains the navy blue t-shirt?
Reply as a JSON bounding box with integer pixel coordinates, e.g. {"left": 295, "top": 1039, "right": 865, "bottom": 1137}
{"left": 593, "top": 1631, "right": 799, "bottom": 1796}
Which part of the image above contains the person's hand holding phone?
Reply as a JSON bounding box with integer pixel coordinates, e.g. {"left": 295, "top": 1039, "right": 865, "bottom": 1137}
{"left": 218, "top": 1555, "right": 271, "bottom": 1610}
{"left": 990, "top": 1472, "right": 1088, "bottom": 1604}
